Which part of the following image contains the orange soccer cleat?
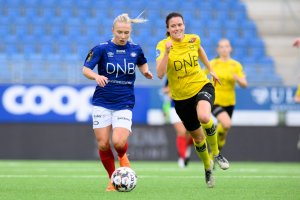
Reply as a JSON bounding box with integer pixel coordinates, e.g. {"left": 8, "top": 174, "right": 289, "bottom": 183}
{"left": 118, "top": 154, "right": 131, "bottom": 167}
{"left": 106, "top": 180, "right": 116, "bottom": 192}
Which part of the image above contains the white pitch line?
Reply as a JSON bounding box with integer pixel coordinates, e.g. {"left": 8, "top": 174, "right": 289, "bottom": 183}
{"left": 0, "top": 175, "right": 300, "bottom": 179}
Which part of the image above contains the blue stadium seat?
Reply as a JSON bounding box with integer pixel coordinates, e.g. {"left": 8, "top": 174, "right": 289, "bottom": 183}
{"left": 65, "top": 17, "right": 82, "bottom": 26}
{"left": 38, "top": 0, "right": 58, "bottom": 7}
{"left": 198, "top": 10, "right": 212, "bottom": 20}
{"left": 49, "top": 25, "right": 64, "bottom": 37}
{"left": 248, "top": 38, "right": 265, "bottom": 49}
{"left": 3, "top": 0, "right": 23, "bottom": 7}
{"left": 214, "top": 2, "right": 231, "bottom": 11}
{"left": 232, "top": 47, "right": 246, "bottom": 60}
{"left": 0, "top": 25, "right": 10, "bottom": 37}
{"left": 181, "top": 2, "right": 196, "bottom": 11}
{"left": 248, "top": 47, "right": 265, "bottom": 59}
{"left": 0, "top": 0, "right": 281, "bottom": 85}
{"left": 240, "top": 20, "right": 257, "bottom": 34}
{"left": 198, "top": 2, "right": 213, "bottom": 12}
{"left": 230, "top": 2, "right": 247, "bottom": 13}
{"left": 22, "top": 43, "right": 38, "bottom": 56}
{"left": 23, "top": 7, "right": 40, "bottom": 18}
{"left": 224, "top": 29, "right": 240, "bottom": 40}
{"left": 30, "top": 26, "right": 47, "bottom": 37}
{"left": 38, "top": 45, "right": 52, "bottom": 56}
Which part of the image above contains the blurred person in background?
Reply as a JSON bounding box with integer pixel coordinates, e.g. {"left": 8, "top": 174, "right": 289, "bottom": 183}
{"left": 156, "top": 12, "right": 229, "bottom": 188}
{"left": 209, "top": 39, "right": 247, "bottom": 159}
{"left": 82, "top": 13, "right": 153, "bottom": 192}
{"left": 294, "top": 86, "right": 300, "bottom": 103}
{"left": 162, "top": 80, "right": 193, "bottom": 168}
{"left": 293, "top": 38, "right": 300, "bottom": 47}
{"left": 293, "top": 38, "right": 300, "bottom": 103}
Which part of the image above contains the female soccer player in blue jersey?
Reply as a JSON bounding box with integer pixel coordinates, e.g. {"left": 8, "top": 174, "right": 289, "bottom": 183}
{"left": 156, "top": 12, "right": 229, "bottom": 188}
{"left": 82, "top": 13, "right": 153, "bottom": 192}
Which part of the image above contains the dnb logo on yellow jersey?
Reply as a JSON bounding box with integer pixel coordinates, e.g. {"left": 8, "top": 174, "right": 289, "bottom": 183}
{"left": 188, "top": 37, "right": 196, "bottom": 43}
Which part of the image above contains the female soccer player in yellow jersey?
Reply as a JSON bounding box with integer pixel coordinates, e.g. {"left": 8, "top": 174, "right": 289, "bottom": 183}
{"left": 156, "top": 12, "right": 229, "bottom": 188}
{"left": 210, "top": 39, "right": 248, "bottom": 152}
{"left": 293, "top": 38, "right": 300, "bottom": 103}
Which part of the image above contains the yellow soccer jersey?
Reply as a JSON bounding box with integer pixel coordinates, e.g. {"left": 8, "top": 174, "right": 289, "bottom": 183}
{"left": 296, "top": 84, "right": 300, "bottom": 96}
{"left": 210, "top": 58, "right": 246, "bottom": 106}
{"left": 156, "top": 34, "right": 210, "bottom": 100}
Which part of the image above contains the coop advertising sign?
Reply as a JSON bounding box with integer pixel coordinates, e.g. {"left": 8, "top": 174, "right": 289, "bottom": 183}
{"left": 0, "top": 84, "right": 299, "bottom": 123}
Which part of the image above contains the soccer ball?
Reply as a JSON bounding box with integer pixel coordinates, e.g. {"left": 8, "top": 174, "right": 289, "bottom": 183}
{"left": 111, "top": 167, "right": 137, "bottom": 192}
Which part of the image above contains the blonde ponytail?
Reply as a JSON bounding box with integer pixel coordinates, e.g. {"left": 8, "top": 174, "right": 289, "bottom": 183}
{"left": 113, "top": 12, "right": 147, "bottom": 27}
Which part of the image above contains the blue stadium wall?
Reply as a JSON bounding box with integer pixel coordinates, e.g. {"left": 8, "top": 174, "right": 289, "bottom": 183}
{"left": 0, "top": 84, "right": 299, "bottom": 161}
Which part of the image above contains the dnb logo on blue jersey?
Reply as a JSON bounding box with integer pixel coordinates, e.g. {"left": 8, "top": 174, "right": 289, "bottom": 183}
{"left": 83, "top": 40, "right": 147, "bottom": 110}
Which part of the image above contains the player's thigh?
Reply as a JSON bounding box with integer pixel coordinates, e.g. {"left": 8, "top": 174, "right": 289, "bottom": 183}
{"left": 94, "top": 126, "right": 112, "bottom": 149}
{"left": 217, "top": 111, "right": 231, "bottom": 129}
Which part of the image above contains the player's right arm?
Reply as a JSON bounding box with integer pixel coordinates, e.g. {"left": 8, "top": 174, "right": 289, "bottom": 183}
{"left": 156, "top": 40, "right": 172, "bottom": 79}
{"left": 82, "top": 46, "right": 108, "bottom": 87}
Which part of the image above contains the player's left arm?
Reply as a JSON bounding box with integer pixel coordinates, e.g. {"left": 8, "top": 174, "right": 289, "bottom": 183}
{"left": 198, "top": 46, "right": 221, "bottom": 86}
{"left": 138, "top": 63, "right": 153, "bottom": 79}
{"left": 233, "top": 63, "right": 248, "bottom": 88}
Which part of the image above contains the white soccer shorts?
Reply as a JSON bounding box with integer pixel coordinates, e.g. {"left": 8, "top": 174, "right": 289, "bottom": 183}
{"left": 92, "top": 106, "right": 132, "bottom": 132}
{"left": 169, "top": 107, "right": 182, "bottom": 124}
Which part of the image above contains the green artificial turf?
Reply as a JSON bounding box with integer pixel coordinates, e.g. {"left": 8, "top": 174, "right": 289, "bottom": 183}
{"left": 0, "top": 160, "right": 299, "bottom": 200}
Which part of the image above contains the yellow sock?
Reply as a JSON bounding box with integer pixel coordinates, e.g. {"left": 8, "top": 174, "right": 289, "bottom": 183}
{"left": 201, "top": 118, "right": 219, "bottom": 157}
{"left": 217, "top": 123, "right": 227, "bottom": 150}
{"left": 193, "top": 139, "right": 211, "bottom": 170}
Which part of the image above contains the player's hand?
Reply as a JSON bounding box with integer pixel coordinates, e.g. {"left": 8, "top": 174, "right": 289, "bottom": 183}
{"left": 165, "top": 41, "right": 173, "bottom": 54}
{"left": 210, "top": 71, "right": 221, "bottom": 86}
{"left": 143, "top": 71, "right": 153, "bottom": 79}
{"left": 95, "top": 75, "right": 108, "bottom": 87}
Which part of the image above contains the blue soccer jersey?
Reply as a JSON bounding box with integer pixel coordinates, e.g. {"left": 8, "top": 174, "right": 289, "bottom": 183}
{"left": 84, "top": 40, "right": 147, "bottom": 110}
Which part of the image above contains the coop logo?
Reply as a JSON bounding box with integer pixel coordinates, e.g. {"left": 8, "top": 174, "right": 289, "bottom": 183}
{"left": 2, "top": 85, "right": 95, "bottom": 122}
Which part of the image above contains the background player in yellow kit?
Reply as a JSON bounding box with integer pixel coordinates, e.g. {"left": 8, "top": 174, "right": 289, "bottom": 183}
{"left": 295, "top": 86, "right": 300, "bottom": 103}
{"left": 210, "top": 39, "right": 248, "bottom": 152}
{"left": 293, "top": 38, "right": 300, "bottom": 103}
{"left": 156, "top": 12, "right": 229, "bottom": 188}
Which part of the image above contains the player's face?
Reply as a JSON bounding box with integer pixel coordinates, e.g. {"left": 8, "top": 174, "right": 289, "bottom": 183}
{"left": 217, "top": 40, "right": 232, "bottom": 58}
{"left": 167, "top": 17, "right": 185, "bottom": 41}
{"left": 112, "top": 22, "right": 131, "bottom": 45}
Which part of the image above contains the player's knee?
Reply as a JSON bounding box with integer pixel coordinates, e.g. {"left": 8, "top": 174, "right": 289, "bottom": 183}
{"left": 198, "top": 114, "right": 210, "bottom": 124}
{"left": 222, "top": 121, "right": 232, "bottom": 130}
{"left": 98, "top": 141, "right": 110, "bottom": 151}
{"left": 113, "top": 140, "right": 126, "bottom": 151}
{"left": 191, "top": 130, "right": 206, "bottom": 143}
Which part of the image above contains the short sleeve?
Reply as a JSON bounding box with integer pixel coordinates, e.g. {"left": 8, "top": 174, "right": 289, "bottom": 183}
{"left": 83, "top": 46, "right": 103, "bottom": 70}
{"left": 156, "top": 40, "right": 166, "bottom": 61}
{"left": 236, "top": 62, "right": 246, "bottom": 77}
{"left": 137, "top": 46, "right": 147, "bottom": 66}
